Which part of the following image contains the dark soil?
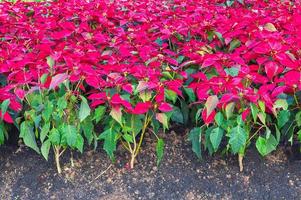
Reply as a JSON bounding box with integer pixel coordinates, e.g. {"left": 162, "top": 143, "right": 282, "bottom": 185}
{"left": 0, "top": 130, "right": 300, "bottom": 200}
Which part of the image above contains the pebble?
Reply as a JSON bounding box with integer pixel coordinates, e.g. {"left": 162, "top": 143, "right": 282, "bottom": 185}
{"left": 148, "top": 192, "right": 155, "bottom": 198}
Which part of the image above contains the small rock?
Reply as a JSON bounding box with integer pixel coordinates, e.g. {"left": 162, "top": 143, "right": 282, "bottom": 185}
{"left": 148, "top": 192, "right": 155, "bottom": 198}
{"left": 5, "top": 162, "right": 10, "bottom": 168}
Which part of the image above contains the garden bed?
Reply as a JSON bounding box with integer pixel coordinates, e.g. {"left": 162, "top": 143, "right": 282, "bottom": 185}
{"left": 1, "top": 130, "right": 300, "bottom": 200}
{"left": 0, "top": 0, "right": 301, "bottom": 198}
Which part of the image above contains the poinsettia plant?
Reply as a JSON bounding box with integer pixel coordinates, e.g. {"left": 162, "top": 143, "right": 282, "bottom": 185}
{"left": 0, "top": 0, "right": 300, "bottom": 172}
{"left": 18, "top": 71, "right": 96, "bottom": 173}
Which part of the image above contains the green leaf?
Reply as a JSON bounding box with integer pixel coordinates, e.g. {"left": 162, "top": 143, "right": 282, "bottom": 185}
{"left": 156, "top": 138, "right": 165, "bottom": 166}
{"left": 265, "top": 127, "right": 271, "bottom": 139}
{"left": 171, "top": 107, "right": 184, "bottom": 124}
{"left": 46, "top": 56, "right": 55, "bottom": 68}
{"left": 122, "top": 133, "right": 133, "bottom": 143}
{"left": 210, "top": 127, "right": 224, "bottom": 152}
{"left": 258, "top": 112, "right": 266, "bottom": 125}
{"left": 42, "top": 102, "right": 53, "bottom": 122}
{"left": 236, "top": 115, "right": 243, "bottom": 126}
{"left": 40, "top": 73, "right": 48, "bottom": 84}
{"left": 225, "top": 102, "right": 235, "bottom": 120}
{"left": 139, "top": 91, "right": 152, "bottom": 102}
{"left": 98, "top": 128, "right": 117, "bottom": 160}
{"left": 48, "top": 128, "right": 60, "bottom": 145}
{"left": 130, "top": 115, "right": 143, "bottom": 136}
{"left": 93, "top": 106, "right": 106, "bottom": 123}
{"left": 214, "top": 31, "right": 224, "bottom": 43}
{"left": 151, "top": 117, "right": 160, "bottom": 134}
{"left": 0, "top": 122, "right": 5, "bottom": 145}
{"left": 40, "top": 122, "right": 50, "bottom": 143}
{"left": 177, "top": 55, "right": 185, "bottom": 64}
{"left": 195, "top": 108, "right": 202, "bottom": 123}
{"left": 34, "top": 115, "right": 41, "bottom": 131}
{"left": 75, "top": 134, "right": 84, "bottom": 153}
{"left": 64, "top": 125, "right": 77, "bottom": 147}
{"left": 205, "top": 127, "right": 214, "bottom": 155}
{"left": 57, "top": 96, "right": 67, "bottom": 110}
{"left": 297, "top": 130, "right": 301, "bottom": 142}
{"left": 165, "top": 89, "right": 177, "bottom": 104}
{"left": 275, "top": 125, "right": 281, "bottom": 142}
{"left": 156, "top": 113, "right": 169, "bottom": 130}
{"left": 229, "top": 39, "right": 241, "bottom": 51}
{"left": 295, "top": 111, "right": 301, "bottom": 127}
{"left": 162, "top": 71, "right": 173, "bottom": 79}
{"left": 258, "top": 101, "right": 265, "bottom": 112}
{"left": 155, "top": 37, "right": 163, "bottom": 46}
{"left": 250, "top": 103, "right": 258, "bottom": 122}
{"left": 180, "top": 100, "right": 189, "bottom": 125}
{"left": 256, "top": 136, "right": 266, "bottom": 156}
{"left": 79, "top": 96, "right": 91, "bottom": 122}
{"left": 277, "top": 110, "right": 290, "bottom": 129}
{"left": 207, "top": 30, "right": 214, "bottom": 41}
{"left": 229, "top": 126, "right": 247, "bottom": 154}
{"left": 20, "top": 122, "right": 40, "bottom": 153}
{"left": 81, "top": 118, "right": 94, "bottom": 145}
{"left": 205, "top": 95, "right": 219, "bottom": 117}
{"left": 0, "top": 131, "right": 4, "bottom": 145}
{"left": 224, "top": 67, "right": 239, "bottom": 77}
{"left": 41, "top": 139, "right": 51, "bottom": 160}
{"left": 188, "top": 127, "right": 202, "bottom": 159}
{"left": 1, "top": 99, "right": 10, "bottom": 116}
{"left": 264, "top": 23, "right": 277, "bottom": 32}
{"left": 226, "top": 0, "right": 235, "bottom": 6}
{"left": 256, "top": 134, "right": 278, "bottom": 156}
{"left": 183, "top": 87, "right": 196, "bottom": 102}
{"left": 273, "top": 99, "right": 288, "bottom": 111}
{"left": 215, "top": 112, "right": 224, "bottom": 126}
{"left": 110, "top": 106, "right": 123, "bottom": 125}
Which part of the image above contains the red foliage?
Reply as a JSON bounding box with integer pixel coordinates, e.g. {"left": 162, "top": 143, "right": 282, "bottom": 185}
{"left": 0, "top": 0, "right": 300, "bottom": 124}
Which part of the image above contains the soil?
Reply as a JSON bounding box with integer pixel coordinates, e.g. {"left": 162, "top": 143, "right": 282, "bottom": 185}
{"left": 0, "top": 130, "right": 300, "bottom": 200}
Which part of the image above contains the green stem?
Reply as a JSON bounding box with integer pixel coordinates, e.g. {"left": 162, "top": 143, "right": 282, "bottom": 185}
{"left": 293, "top": 92, "right": 299, "bottom": 107}
{"left": 247, "top": 125, "right": 264, "bottom": 143}
{"left": 134, "top": 113, "right": 152, "bottom": 157}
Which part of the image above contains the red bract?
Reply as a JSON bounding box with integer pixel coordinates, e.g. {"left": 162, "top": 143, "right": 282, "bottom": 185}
{"left": 0, "top": 0, "right": 300, "bottom": 129}
{"left": 0, "top": 112, "right": 14, "bottom": 124}
{"left": 158, "top": 103, "right": 173, "bottom": 112}
{"left": 131, "top": 102, "right": 152, "bottom": 114}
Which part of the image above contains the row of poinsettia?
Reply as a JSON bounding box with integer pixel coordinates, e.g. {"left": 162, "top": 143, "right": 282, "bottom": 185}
{"left": 0, "top": 0, "right": 300, "bottom": 172}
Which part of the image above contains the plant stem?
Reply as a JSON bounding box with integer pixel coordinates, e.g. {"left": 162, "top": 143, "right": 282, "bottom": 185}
{"left": 121, "top": 140, "right": 132, "bottom": 152}
{"left": 129, "top": 113, "right": 152, "bottom": 168}
{"left": 54, "top": 146, "right": 62, "bottom": 174}
{"left": 238, "top": 154, "right": 244, "bottom": 172}
{"left": 130, "top": 153, "right": 135, "bottom": 169}
{"left": 134, "top": 114, "right": 152, "bottom": 157}
{"left": 70, "top": 151, "right": 74, "bottom": 167}
{"left": 293, "top": 92, "right": 300, "bottom": 107}
{"left": 247, "top": 125, "right": 264, "bottom": 143}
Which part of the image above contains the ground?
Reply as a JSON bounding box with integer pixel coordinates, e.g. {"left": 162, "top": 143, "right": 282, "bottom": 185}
{"left": 0, "top": 130, "right": 300, "bottom": 200}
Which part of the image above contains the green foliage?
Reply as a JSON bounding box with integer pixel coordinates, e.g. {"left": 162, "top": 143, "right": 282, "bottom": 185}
{"left": 156, "top": 138, "right": 165, "bottom": 166}
{"left": 19, "top": 82, "right": 95, "bottom": 172}
{"left": 188, "top": 127, "right": 202, "bottom": 159}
